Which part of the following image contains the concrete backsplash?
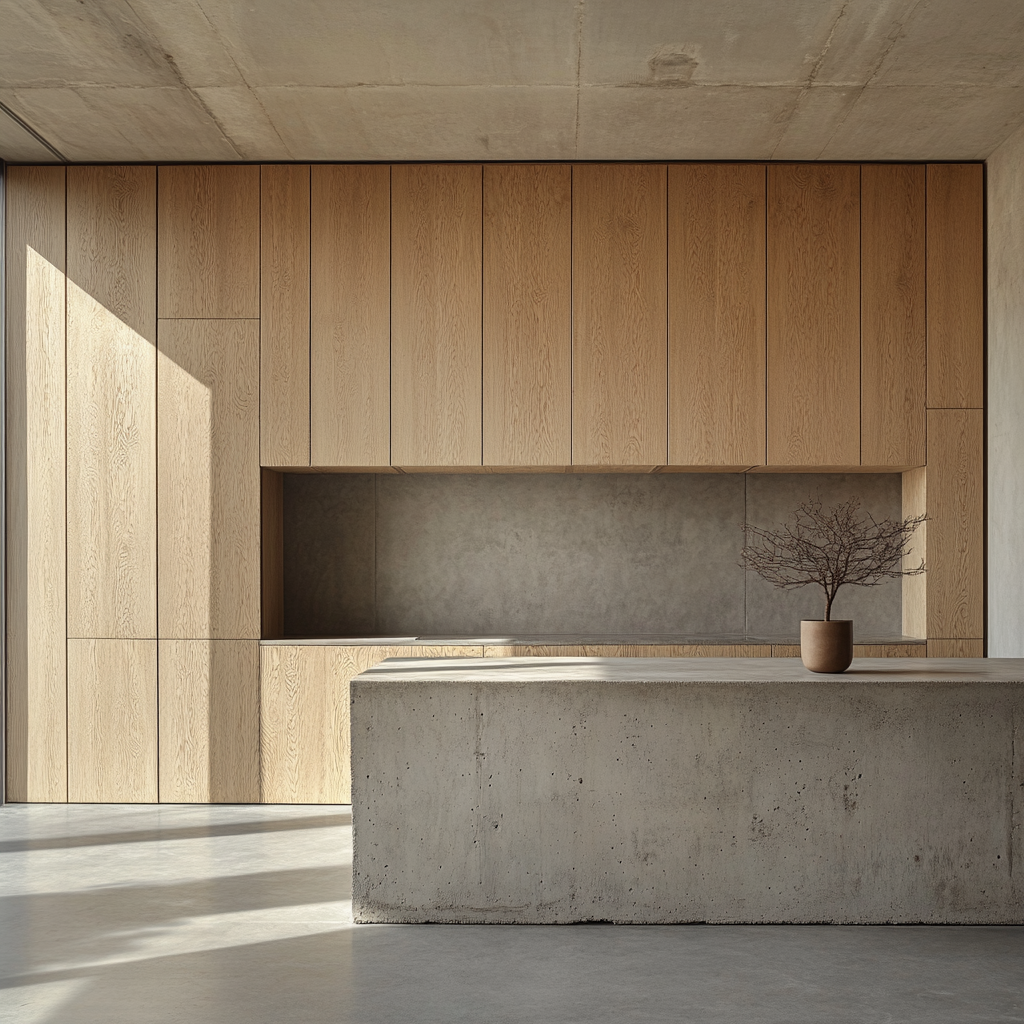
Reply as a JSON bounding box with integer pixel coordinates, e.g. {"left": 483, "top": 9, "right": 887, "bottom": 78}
{"left": 283, "top": 472, "right": 902, "bottom": 639}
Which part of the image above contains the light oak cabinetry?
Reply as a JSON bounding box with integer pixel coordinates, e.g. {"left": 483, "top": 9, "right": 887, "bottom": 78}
{"left": 311, "top": 164, "right": 391, "bottom": 467}
{"left": 767, "top": 164, "right": 860, "bottom": 466}
{"left": 391, "top": 164, "right": 482, "bottom": 467}
{"left": 157, "top": 165, "right": 260, "bottom": 319}
{"left": 66, "top": 165, "right": 157, "bottom": 639}
{"left": 261, "top": 164, "right": 310, "bottom": 468}
{"left": 668, "top": 163, "right": 766, "bottom": 467}
{"left": 158, "top": 318, "right": 260, "bottom": 639}
{"left": 861, "top": 164, "right": 926, "bottom": 467}
{"left": 5, "top": 166, "right": 67, "bottom": 802}
{"left": 482, "top": 164, "right": 572, "bottom": 466}
{"left": 573, "top": 164, "right": 667, "bottom": 467}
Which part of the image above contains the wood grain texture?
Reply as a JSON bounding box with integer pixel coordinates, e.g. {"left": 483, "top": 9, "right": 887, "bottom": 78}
{"left": 261, "top": 469, "right": 285, "bottom": 640}
{"left": 261, "top": 645, "right": 483, "bottom": 803}
{"left": 483, "top": 164, "right": 571, "bottom": 466}
{"left": 261, "top": 165, "right": 310, "bottom": 467}
{"left": 668, "top": 163, "right": 766, "bottom": 466}
{"left": 573, "top": 164, "right": 667, "bottom": 466}
{"left": 854, "top": 645, "right": 919, "bottom": 657}
{"left": 926, "top": 409, "right": 984, "bottom": 639}
{"left": 771, "top": 646, "right": 802, "bottom": 657}
{"left": 311, "top": 164, "right": 391, "bottom": 467}
{"left": 67, "top": 639, "right": 157, "bottom": 802}
{"left": 927, "top": 639, "right": 984, "bottom": 658}
{"left": 5, "top": 166, "right": 67, "bottom": 802}
{"left": 767, "top": 164, "right": 860, "bottom": 466}
{"left": 158, "top": 319, "right": 260, "bottom": 639}
{"left": 391, "top": 164, "right": 482, "bottom": 467}
{"left": 926, "top": 164, "right": 984, "bottom": 409}
{"left": 902, "top": 467, "right": 928, "bottom": 639}
{"left": 157, "top": 164, "right": 259, "bottom": 318}
{"left": 861, "top": 164, "right": 926, "bottom": 467}
{"left": 158, "top": 639, "right": 260, "bottom": 802}
{"left": 66, "top": 165, "right": 157, "bottom": 639}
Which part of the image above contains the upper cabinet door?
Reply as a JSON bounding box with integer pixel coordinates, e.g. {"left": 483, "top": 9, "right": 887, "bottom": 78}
{"left": 668, "top": 164, "right": 766, "bottom": 468}
{"left": 572, "top": 164, "right": 667, "bottom": 467}
{"left": 483, "top": 164, "right": 571, "bottom": 467}
{"left": 311, "top": 164, "right": 391, "bottom": 468}
{"left": 861, "top": 164, "right": 926, "bottom": 467}
{"left": 158, "top": 165, "right": 260, "bottom": 319}
{"left": 767, "top": 164, "right": 860, "bottom": 467}
{"left": 927, "top": 164, "right": 984, "bottom": 410}
{"left": 391, "top": 164, "right": 482, "bottom": 468}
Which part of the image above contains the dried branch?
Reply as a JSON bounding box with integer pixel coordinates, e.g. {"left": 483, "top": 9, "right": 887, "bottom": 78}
{"left": 741, "top": 496, "right": 926, "bottom": 621}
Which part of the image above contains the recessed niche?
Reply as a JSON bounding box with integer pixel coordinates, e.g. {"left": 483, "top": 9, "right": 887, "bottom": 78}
{"left": 274, "top": 472, "right": 903, "bottom": 640}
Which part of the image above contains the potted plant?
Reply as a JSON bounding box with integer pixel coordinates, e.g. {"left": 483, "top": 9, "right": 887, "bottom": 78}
{"left": 741, "top": 496, "right": 926, "bottom": 673}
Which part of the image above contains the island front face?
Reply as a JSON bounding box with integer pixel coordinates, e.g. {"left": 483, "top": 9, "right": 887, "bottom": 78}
{"left": 350, "top": 657, "right": 1024, "bottom": 925}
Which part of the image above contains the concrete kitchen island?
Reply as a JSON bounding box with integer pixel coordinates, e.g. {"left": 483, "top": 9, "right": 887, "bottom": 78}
{"left": 350, "top": 657, "right": 1024, "bottom": 925}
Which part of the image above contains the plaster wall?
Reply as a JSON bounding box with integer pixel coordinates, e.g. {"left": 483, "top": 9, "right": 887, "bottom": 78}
{"left": 283, "top": 472, "right": 902, "bottom": 638}
{"left": 988, "top": 124, "right": 1024, "bottom": 655}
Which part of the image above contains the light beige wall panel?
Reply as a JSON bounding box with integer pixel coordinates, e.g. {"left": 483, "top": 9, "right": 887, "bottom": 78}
{"left": 927, "top": 639, "right": 984, "bottom": 658}
{"left": 159, "top": 639, "right": 260, "bottom": 803}
{"left": 927, "top": 164, "right": 985, "bottom": 409}
{"left": 391, "top": 164, "right": 482, "bottom": 467}
{"left": 261, "top": 164, "right": 310, "bottom": 467}
{"left": 902, "top": 467, "right": 928, "bottom": 639}
{"left": 66, "top": 165, "right": 157, "bottom": 639}
{"left": 767, "top": 164, "right": 860, "bottom": 466}
{"left": 67, "top": 639, "right": 157, "bottom": 802}
{"left": 861, "top": 164, "right": 926, "bottom": 467}
{"left": 927, "top": 409, "right": 984, "bottom": 639}
{"left": 483, "top": 164, "right": 571, "bottom": 466}
{"left": 157, "top": 164, "right": 259, "bottom": 318}
{"left": 669, "top": 163, "right": 766, "bottom": 466}
{"left": 158, "top": 319, "right": 260, "bottom": 639}
{"left": 311, "top": 164, "right": 390, "bottom": 466}
{"left": 573, "top": 164, "right": 667, "bottom": 466}
{"left": 261, "top": 645, "right": 482, "bottom": 804}
{"left": 5, "top": 166, "right": 67, "bottom": 802}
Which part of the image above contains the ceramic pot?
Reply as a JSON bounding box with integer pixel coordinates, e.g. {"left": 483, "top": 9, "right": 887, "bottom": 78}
{"left": 800, "top": 619, "right": 853, "bottom": 673}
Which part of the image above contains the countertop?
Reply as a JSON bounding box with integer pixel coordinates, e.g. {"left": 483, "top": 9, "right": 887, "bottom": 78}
{"left": 261, "top": 633, "right": 926, "bottom": 647}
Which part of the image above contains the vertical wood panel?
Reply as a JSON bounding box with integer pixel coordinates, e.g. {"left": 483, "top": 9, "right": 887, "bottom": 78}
{"left": 67, "top": 639, "right": 157, "bottom": 802}
{"left": 261, "top": 645, "right": 482, "bottom": 803}
{"left": 927, "top": 164, "right": 984, "bottom": 409}
{"left": 261, "top": 164, "right": 310, "bottom": 467}
{"left": 391, "top": 164, "right": 482, "bottom": 467}
{"left": 158, "top": 639, "right": 260, "bottom": 802}
{"left": 482, "top": 164, "right": 571, "bottom": 466}
{"left": 158, "top": 319, "right": 260, "bottom": 639}
{"left": 311, "top": 164, "right": 390, "bottom": 466}
{"left": 157, "top": 165, "right": 259, "bottom": 318}
{"left": 767, "top": 164, "right": 860, "bottom": 466}
{"left": 573, "top": 164, "right": 667, "bottom": 466}
{"left": 861, "top": 164, "right": 926, "bottom": 466}
{"left": 5, "top": 166, "right": 67, "bottom": 801}
{"left": 261, "top": 469, "right": 285, "bottom": 640}
{"left": 902, "top": 466, "right": 928, "bottom": 639}
{"left": 668, "top": 163, "right": 766, "bottom": 466}
{"left": 927, "top": 639, "right": 984, "bottom": 658}
{"left": 927, "top": 409, "right": 984, "bottom": 639}
{"left": 66, "top": 165, "right": 157, "bottom": 639}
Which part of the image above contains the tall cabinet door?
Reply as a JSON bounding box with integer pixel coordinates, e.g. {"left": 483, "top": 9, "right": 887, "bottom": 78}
{"left": 767, "top": 164, "right": 860, "bottom": 467}
{"left": 668, "top": 163, "right": 766, "bottom": 468}
{"left": 572, "top": 164, "right": 667, "bottom": 467}
{"left": 311, "top": 164, "right": 391, "bottom": 467}
{"left": 482, "top": 164, "right": 571, "bottom": 467}
{"left": 391, "top": 164, "right": 482, "bottom": 468}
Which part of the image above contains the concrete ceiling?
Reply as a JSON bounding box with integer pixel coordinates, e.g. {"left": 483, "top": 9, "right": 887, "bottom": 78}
{"left": 2, "top": 0, "right": 1023, "bottom": 163}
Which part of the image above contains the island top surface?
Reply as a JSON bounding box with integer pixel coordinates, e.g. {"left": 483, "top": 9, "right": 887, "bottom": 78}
{"left": 353, "top": 656, "right": 1024, "bottom": 684}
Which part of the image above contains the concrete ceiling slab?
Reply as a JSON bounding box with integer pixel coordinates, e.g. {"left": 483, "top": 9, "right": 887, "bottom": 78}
{"left": 1, "top": 0, "right": 1023, "bottom": 162}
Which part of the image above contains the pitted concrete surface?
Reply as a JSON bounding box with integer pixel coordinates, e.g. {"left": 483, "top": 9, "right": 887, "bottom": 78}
{"left": 352, "top": 657, "right": 1024, "bottom": 924}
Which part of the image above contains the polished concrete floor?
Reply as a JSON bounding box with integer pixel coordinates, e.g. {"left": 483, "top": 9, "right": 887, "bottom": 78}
{"left": 0, "top": 804, "right": 1022, "bottom": 1024}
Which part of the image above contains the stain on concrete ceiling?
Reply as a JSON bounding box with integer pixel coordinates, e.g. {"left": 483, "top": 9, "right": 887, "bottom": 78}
{"left": 1, "top": 0, "right": 1022, "bottom": 162}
